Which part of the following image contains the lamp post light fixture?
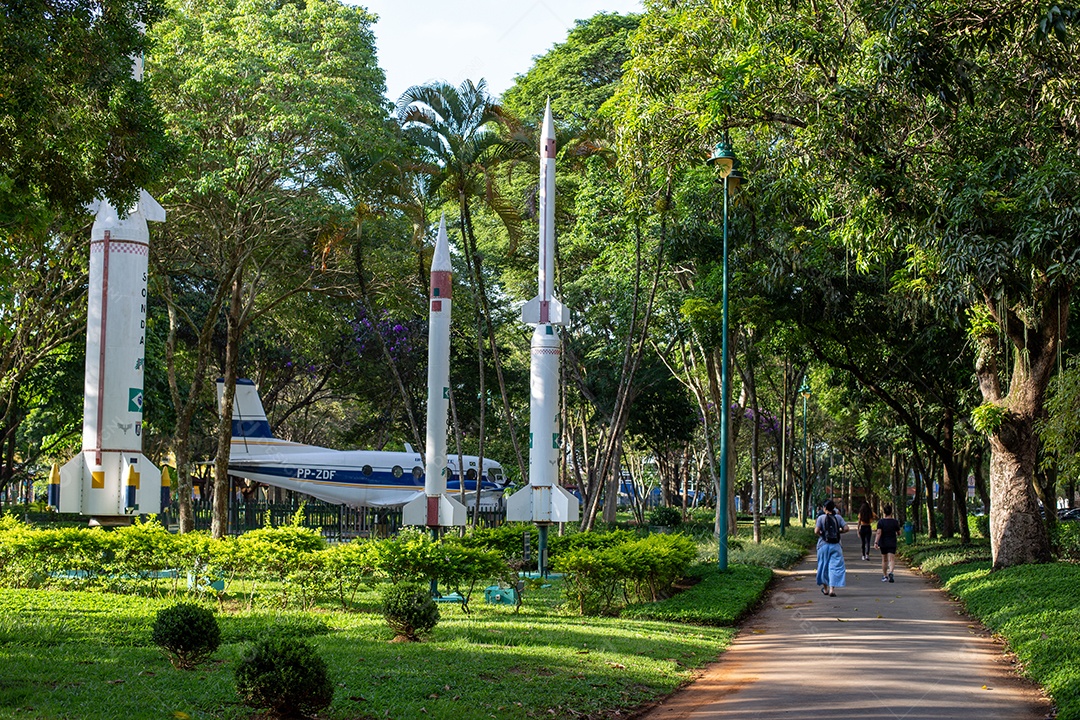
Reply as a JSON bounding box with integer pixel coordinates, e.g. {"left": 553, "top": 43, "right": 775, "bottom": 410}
{"left": 707, "top": 137, "right": 745, "bottom": 571}
{"left": 799, "top": 377, "right": 811, "bottom": 521}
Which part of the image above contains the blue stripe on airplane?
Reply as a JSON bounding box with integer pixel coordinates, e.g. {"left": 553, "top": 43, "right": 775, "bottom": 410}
{"left": 232, "top": 419, "right": 273, "bottom": 439}
{"left": 229, "top": 464, "right": 502, "bottom": 492}
{"left": 230, "top": 464, "right": 424, "bottom": 489}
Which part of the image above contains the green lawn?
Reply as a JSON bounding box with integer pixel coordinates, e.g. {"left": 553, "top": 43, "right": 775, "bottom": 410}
{"left": 899, "top": 538, "right": 1080, "bottom": 720}
{"left": 0, "top": 520, "right": 814, "bottom": 719}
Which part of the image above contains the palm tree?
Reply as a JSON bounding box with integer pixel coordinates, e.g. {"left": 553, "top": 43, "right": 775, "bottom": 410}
{"left": 396, "top": 79, "right": 527, "bottom": 512}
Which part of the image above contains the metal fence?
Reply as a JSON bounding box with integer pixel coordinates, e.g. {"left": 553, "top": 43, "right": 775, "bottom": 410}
{"left": 180, "top": 499, "right": 505, "bottom": 539}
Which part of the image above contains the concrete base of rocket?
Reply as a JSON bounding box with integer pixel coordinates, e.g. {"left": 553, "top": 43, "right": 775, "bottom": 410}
{"left": 402, "top": 492, "right": 467, "bottom": 528}
{"left": 58, "top": 450, "right": 162, "bottom": 519}
{"left": 505, "top": 484, "right": 578, "bottom": 524}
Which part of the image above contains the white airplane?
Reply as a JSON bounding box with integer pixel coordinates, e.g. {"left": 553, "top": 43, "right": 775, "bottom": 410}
{"left": 218, "top": 379, "right": 507, "bottom": 509}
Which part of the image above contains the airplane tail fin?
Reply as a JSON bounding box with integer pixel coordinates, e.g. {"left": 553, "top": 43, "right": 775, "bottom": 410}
{"left": 217, "top": 378, "right": 275, "bottom": 441}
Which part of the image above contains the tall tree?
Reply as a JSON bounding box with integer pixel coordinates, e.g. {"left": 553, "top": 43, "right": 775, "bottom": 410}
{"left": 148, "top": 0, "right": 390, "bottom": 535}
{"left": 614, "top": 0, "right": 1078, "bottom": 567}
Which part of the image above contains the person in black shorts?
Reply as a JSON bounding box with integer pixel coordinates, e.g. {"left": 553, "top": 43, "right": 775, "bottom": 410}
{"left": 874, "top": 505, "right": 901, "bottom": 582}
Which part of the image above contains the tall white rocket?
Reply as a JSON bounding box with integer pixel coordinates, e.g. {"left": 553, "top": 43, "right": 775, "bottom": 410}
{"left": 507, "top": 100, "right": 579, "bottom": 527}
{"left": 54, "top": 31, "right": 164, "bottom": 518}
{"left": 403, "top": 215, "right": 467, "bottom": 528}
{"left": 56, "top": 192, "right": 165, "bottom": 518}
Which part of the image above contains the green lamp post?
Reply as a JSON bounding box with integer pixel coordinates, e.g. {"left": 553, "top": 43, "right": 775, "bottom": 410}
{"left": 708, "top": 137, "right": 745, "bottom": 571}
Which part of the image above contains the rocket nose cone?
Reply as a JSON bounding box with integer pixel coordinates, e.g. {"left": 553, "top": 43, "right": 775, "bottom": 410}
{"left": 432, "top": 213, "right": 451, "bottom": 272}
{"left": 541, "top": 99, "right": 556, "bottom": 158}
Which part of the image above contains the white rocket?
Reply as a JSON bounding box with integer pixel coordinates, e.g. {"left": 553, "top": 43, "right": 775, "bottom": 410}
{"left": 506, "top": 100, "right": 579, "bottom": 527}
{"left": 56, "top": 191, "right": 165, "bottom": 519}
{"left": 403, "top": 215, "right": 467, "bottom": 528}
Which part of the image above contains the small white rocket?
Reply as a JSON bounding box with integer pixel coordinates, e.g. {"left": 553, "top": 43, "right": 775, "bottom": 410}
{"left": 403, "top": 215, "right": 467, "bottom": 528}
{"left": 56, "top": 191, "right": 165, "bottom": 519}
{"left": 507, "top": 100, "right": 579, "bottom": 528}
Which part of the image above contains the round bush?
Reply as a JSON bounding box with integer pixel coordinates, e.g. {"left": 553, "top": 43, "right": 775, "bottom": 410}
{"left": 235, "top": 635, "right": 333, "bottom": 719}
{"left": 648, "top": 506, "right": 683, "bottom": 528}
{"left": 151, "top": 602, "right": 221, "bottom": 670}
{"left": 381, "top": 582, "right": 439, "bottom": 641}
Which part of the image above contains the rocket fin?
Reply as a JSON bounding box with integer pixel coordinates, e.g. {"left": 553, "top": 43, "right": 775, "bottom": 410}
{"left": 505, "top": 485, "right": 533, "bottom": 522}
{"left": 132, "top": 453, "right": 163, "bottom": 515}
{"left": 521, "top": 296, "right": 567, "bottom": 325}
{"left": 402, "top": 493, "right": 467, "bottom": 527}
{"left": 521, "top": 296, "right": 541, "bottom": 324}
{"left": 138, "top": 190, "right": 166, "bottom": 223}
{"left": 547, "top": 297, "right": 566, "bottom": 325}
{"left": 551, "top": 484, "right": 580, "bottom": 523}
{"left": 59, "top": 454, "right": 85, "bottom": 513}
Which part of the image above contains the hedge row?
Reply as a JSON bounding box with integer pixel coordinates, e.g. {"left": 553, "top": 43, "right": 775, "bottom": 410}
{"left": 0, "top": 515, "right": 506, "bottom": 610}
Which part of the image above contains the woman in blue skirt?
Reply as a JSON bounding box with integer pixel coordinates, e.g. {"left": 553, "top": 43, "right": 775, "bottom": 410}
{"left": 815, "top": 499, "right": 848, "bottom": 596}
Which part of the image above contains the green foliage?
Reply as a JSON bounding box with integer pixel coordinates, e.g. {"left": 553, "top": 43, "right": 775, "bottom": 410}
{"left": 1051, "top": 521, "right": 1080, "bottom": 561}
{"left": 971, "top": 403, "right": 1007, "bottom": 434}
{"left": 321, "top": 540, "right": 378, "bottom": 609}
{"left": 235, "top": 635, "right": 334, "bottom": 719}
{"left": 968, "top": 514, "right": 990, "bottom": 539}
{"left": 647, "top": 505, "right": 683, "bottom": 527}
{"left": 965, "top": 304, "right": 998, "bottom": 344}
{"left": 458, "top": 522, "right": 536, "bottom": 561}
{"left": 502, "top": 12, "right": 640, "bottom": 128}
{"left": 380, "top": 581, "right": 439, "bottom": 641}
{"left": 729, "top": 534, "right": 812, "bottom": 568}
{"left": 0, "top": 0, "right": 170, "bottom": 224}
{"left": 552, "top": 532, "right": 696, "bottom": 615}
{"left": 622, "top": 564, "right": 772, "bottom": 625}
{"left": 897, "top": 538, "right": 993, "bottom": 573}
{"left": 151, "top": 602, "right": 221, "bottom": 669}
{"left": 1041, "top": 360, "right": 1080, "bottom": 483}
{"left": 548, "top": 528, "right": 636, "bottom": 557}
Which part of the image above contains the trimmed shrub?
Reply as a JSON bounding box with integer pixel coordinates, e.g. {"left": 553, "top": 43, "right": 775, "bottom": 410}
{"left": 151, "top": 602, "right": 221, "bottom": 669}
{"left": 552, "top": 533, "right": 697, "bottom": 615}
{"left": 381, "top": 581, "right": 439, "bottom": 641}
{"left": 648, "top": 505, "right": 683, "bottom": 528}
{"left": 235, "top": 635, "right": 333, "bottom": 719}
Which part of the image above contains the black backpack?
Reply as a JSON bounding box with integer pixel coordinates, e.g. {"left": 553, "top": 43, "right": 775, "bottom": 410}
{"left": 823, "top": 513, "right": 841, "bottom": 543}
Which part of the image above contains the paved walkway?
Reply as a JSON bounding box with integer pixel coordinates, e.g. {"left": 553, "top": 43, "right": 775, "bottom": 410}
{"left": 638, "top": 552, "right": 1052, "bottom": 720}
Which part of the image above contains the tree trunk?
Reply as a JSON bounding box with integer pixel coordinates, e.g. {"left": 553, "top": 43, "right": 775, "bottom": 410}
{"left": 211, "top": 268, "right": 244, "bottom": 539}
{"left": 737, "top": 339, "right": 762, "bottom": 543}
{"left": 939, "top": 407, "right": 956, "bottom": 539}
{"left": 162, "top": 273, "right": 227, "bottom": 534}
{"left": 988, "top": 425, "right": 1050, "bottom": 567}
{"left": 974, "top": 285, "right": 1063, "bottom": 569}
{"left": 460, "top": 199, "right": 524, "bottom": 492}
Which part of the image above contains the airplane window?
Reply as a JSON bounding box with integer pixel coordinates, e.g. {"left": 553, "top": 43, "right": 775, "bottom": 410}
{"left": 362, "top": 465, "right": 373, "bottom": 476}
{"left": 412, "top": 466, "right": 423, "bottom": 479}
{"left": 466, "top": 469, "right": 477, "bottom": 480}
{"left": 392, "top": 466, "right": 403, "bottom": 478}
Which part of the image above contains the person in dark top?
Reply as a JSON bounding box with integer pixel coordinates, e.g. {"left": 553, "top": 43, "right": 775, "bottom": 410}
{"left": 874, "top": 504, "right": 902, "bottom": 583}
{"left": 857, "top": 501, "right": 874, "bottom": 560}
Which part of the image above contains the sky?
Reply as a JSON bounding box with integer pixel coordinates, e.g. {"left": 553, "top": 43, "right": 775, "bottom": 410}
{"left": 358, "top": 0, "right": 644, "bottom": 105}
